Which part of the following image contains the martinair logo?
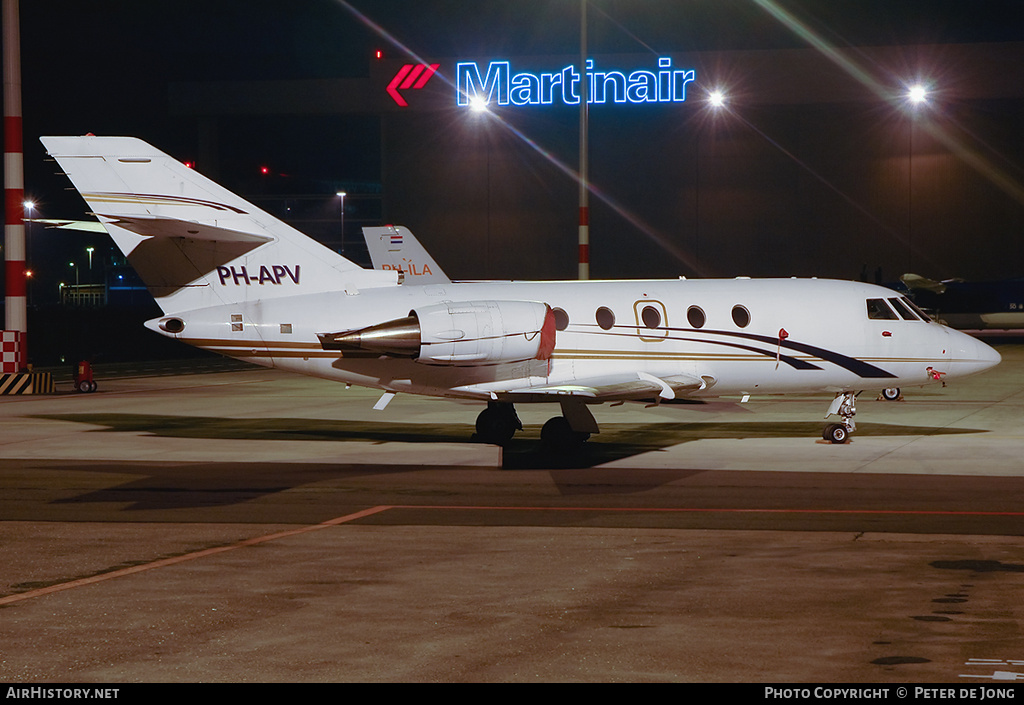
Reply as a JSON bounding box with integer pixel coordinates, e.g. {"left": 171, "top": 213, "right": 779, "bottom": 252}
{"left": 387, "top": 63, "right": 440, "bottom": 106}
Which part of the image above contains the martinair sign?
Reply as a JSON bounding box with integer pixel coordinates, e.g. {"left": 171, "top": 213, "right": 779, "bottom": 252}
{"left": 457, "top": 57, "right": 696, "bottom": 107}
{"left": 384, "top": 56, "right": 697, "bottom": 108}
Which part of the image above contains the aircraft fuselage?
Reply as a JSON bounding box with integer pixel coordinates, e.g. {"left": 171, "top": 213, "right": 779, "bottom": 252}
{"left": 148, "top": 277, "right": 998, "bottom": 401}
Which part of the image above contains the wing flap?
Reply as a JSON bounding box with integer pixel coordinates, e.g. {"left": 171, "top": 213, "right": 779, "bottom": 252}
{"left": 495, "top": 372, "right": 707, "bottom": 403}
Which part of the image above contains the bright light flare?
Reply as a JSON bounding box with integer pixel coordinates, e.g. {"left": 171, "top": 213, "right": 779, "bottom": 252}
{"left": 907, "top": 84, "right": 928, "bottom": 104}
{"left": 469, "top": 95, "right": 490, "bottom": 113}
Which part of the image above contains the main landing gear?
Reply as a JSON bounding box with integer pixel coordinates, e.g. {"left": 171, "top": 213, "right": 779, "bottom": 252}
{"left": 540, "top": 415, "right": 591, "bottom": 452}
{"left": 475, "top": 401, "right": 522, "bottom": 445}
{"left": 475, "top": 400, "right": 597, "bottom": 452}
{"left": 822, "top": 391, "right": 858, "bottom": 444}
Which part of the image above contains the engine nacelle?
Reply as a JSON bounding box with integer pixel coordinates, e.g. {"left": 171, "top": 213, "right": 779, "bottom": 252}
{"left": 319, "top": 300, "right": 556, "bottom": 366}
{"left": 416, "top": 300, "right": 554, "bottom": 365}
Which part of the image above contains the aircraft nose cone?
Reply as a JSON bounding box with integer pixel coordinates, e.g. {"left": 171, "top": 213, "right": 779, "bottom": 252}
{"left": 977, "top": 337, "right": 1002, "bottom": 368}
{"left": 952, "top": 331, "right": 1001, "bottom": 377}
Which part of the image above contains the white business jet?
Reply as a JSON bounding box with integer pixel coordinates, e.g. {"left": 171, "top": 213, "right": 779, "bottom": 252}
{"left": 41, "top": 136, "right": 1000, "bottom": 449}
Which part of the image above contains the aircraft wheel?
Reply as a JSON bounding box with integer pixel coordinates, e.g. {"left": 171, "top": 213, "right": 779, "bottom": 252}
{"left": 823, "top": 423, "right": 849, "bottom": 444}
{"left": 881, "top": 387, "right": 901, "bottom": 401}
{"left": 475, "top": 404, "right": 518, "bottom": 445}
{"left": 541, "top": 416, "right": 590, "bottom": 452}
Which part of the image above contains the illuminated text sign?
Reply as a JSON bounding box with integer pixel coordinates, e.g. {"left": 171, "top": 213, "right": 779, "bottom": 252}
{"left": 456, "top": 57, "right": 696, "bottom": 108}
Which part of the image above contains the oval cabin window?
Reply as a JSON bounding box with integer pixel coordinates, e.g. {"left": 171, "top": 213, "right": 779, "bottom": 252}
{"left": 552, "top": 307, "right": 570, "bottom": 331}
{"left": 641, "top": 305, "right": 661, "bottom": 329}
{"left": 687, "top": 306, "right": 706, "bottom": 329}
{"left": 731, "top": 305, "right": 751, "bottom": 328}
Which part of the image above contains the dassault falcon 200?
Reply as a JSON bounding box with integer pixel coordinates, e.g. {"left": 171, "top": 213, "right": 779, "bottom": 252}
{"left": 41, "top": 136, "right": 1000, "bottom": 449}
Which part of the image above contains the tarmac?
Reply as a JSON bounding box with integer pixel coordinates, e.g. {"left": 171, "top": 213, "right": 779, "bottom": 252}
{"left": 1, "top": 341, "right": 1023, "bottom": 682}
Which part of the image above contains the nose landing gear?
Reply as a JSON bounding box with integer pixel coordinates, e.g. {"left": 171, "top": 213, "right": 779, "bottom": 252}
{"left": 823, "top": 391, "right": 857, "bottom": 444}
{"left": 879, "top": 387, "right": 902, "bottom": 401}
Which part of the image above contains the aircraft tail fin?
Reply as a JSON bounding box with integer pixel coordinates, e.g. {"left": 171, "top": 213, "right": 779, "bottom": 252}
{"left": 41, "top": 136, "right": 396, "bottom": 313}
{"left": 363, "top": 225, "right": 451, "bottom": 284}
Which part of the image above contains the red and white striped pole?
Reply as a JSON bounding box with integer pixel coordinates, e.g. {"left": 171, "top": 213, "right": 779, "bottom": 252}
{"left": 3, "top": 0, "right": 27, "bottom": 369}
{"left": 577, "top": 0, "right": 589, "bottom": 280}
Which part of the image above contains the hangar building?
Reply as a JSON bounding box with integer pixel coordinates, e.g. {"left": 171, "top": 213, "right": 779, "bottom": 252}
{"left": 169, "top": 42, "right": 1024, "bottom": 283}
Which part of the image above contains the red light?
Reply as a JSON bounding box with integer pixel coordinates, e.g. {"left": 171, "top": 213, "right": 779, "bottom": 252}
{"left": 183, "top": 161, "right": 194, "bottom": 169}
{"left": 375, "top": 49, "right": 383, "bottom": 60}
{"left": 260, "top": 166, "right": 270, "bottom": 175}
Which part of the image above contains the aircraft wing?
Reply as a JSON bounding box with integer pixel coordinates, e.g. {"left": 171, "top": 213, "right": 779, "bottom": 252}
{"left": 363, "top": 225, "right": 450, "bottom": 284}
{"left": 900, "top": 273, "right": 947, "bottom": 294}
{"left": 494, "top": 371, "right": 709, "bottom": 403}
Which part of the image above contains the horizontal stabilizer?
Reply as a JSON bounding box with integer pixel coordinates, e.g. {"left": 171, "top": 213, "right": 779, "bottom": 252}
{"left": 100, "top": 215, "right": 273, "bottom": 244}
{"left": 27, "top": 218, "right": 108, "bottom": 233}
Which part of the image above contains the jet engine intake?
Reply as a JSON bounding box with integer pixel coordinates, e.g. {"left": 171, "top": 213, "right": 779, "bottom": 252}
{"left": 319, "top": 300, "right": 556, "bottom": 366}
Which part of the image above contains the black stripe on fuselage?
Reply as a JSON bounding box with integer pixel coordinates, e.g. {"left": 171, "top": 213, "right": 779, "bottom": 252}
{"left": 573, "top": 326, "right": 897, "bottom": 379}
{"left": 705, "top": 329, "right": 898, "bottom": 379}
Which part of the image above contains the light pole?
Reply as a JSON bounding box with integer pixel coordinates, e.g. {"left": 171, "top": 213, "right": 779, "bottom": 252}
{"left": 336, "top": 191, "right": 346, "bottom": 254}
{"left": 696, "top": 87, "right": 728, "bottom": 277}
{"left": 23, "top": 200, "right": 33, "bottom": 304}
{"left": 905, "top": 83, "right": 928, "bottom": 273}
{"left": 578, "top": 0, "right": 589, "bottom": 280}
{"left": 468, "top": 100, "right": 493, "bottom": 273}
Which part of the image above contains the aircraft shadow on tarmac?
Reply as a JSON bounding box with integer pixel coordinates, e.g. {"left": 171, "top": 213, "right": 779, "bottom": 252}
{"left": 37, "top": 412, "right": 985, "bottom": 472}
{"left": 19, "top": 413, "right": 990, "bottom": 514}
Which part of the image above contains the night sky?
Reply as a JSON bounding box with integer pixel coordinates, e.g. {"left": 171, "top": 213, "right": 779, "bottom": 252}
{"left": 7, "top": 1, "right": 1024, "bottom": 311}
{"left": 18, "top": 0, "right": 1024, "bottom": 161}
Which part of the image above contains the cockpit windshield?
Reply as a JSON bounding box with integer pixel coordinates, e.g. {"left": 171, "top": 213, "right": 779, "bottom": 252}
{"left": 866, "top": 298, "right": 898, "bottom": 320}
{"left": 866, "top": 297, "right": 933, "bottom": 322}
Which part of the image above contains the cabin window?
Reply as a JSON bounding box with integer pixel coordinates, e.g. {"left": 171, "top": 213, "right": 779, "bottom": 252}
{"left": 866, "top": 298, "right": 898, "bottom": 320}
{"left": 552, "top": 307, "right": 570, "bottom": 331}
{"left": 596, "top": 306, "right": 615, "bottom": 330}
{"left": 888, "top": 297, "right": 922, "bottom": 321}
{"left": 687, "top": 306, "right": 706, "bottom": 329}
{"left": 731, "top": 305, "right": 751, "bottom": 328}
{"left": 640, "top": 305, "right": 661, "bottom": 329}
